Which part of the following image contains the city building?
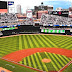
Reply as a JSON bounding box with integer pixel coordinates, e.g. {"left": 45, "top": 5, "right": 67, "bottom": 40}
{"left": 56, "top": 7, "right": 62, "bottom": 11}
{"left": 17, "top": 4, "right": 21, "bottom": 14}
{"left": 47, "top": 5, "right": 53, "bottom": 11}
{"left": 36, "top": 10, "right": 48, "bottom": 19}
{"left": 34, "top": 2, "right": 53, "bottom": 19}
{"left": 34, "top": 3, "right": 53, "bottom": 12}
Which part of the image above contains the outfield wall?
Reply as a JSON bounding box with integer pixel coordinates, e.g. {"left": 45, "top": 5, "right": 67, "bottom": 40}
{"left": 0, "top": 25, "right": 72, "bottom": 36}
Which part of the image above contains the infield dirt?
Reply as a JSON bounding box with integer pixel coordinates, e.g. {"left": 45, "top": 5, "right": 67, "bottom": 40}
{"left": 2, "top": 48, "right": 72, "bottom": 62}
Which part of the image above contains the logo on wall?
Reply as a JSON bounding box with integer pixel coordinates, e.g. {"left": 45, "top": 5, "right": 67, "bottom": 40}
{"left": 8, "top": 1, "right": 14, "bottom": 5}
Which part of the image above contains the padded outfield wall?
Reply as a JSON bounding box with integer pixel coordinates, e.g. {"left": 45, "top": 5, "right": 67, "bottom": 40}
{"left": 0, "top": 25, "right": 72, "bottom": 36}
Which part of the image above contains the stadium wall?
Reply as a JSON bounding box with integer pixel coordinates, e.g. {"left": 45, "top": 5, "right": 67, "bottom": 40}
{"left": 0, "top": 25, "right": 72, "bottom": 36}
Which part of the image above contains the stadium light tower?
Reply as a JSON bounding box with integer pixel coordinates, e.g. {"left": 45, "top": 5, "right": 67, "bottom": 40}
{"left": 41, "top": 2, "right": 44, "bottom": 11}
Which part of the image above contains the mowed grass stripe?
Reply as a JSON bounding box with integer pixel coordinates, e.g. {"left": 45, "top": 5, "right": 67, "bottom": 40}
{"left": 49, "top": 38, "right": 69, "bottom": 48}
{"left": 29, "top": 35, "right": 37, "bottom": 48}
{"left": 57, "top": 41, "right": 71, "bottom": 48}
{"left": 44, "top": 52, "right": 59, "bottom": 71}
{"left": 37, "top": 52, "right": 48, "bottom": 71}
{"left": 19, "top": 35, "right": 22, "bottom": 50}
{"left": 35, "top": 35, "right": 44, "bottom": 47}
{"left": 36, "top": 35, "right": 45, "bottom": 47}
{"left": 32, "top": 54, "right": 40, "bottom": 69}
{"left": 23, "top": 35, "right": 28, "bottom": 49}
{"left": 46, "top": 35, "right": 60, "bottom": 47}
{"left": 25, "top": 35, "right": 31, "bottom": 48}
{"left": 0, "top": 50, "right": 12, "bottom": 54}
{"left": 31, "top": 35, "right": 39, "bottom": 47}
{"left": 30, "top": 55, "right": 37, "bottom": 68}
{"left": 21, "top": 35, "right": 24, "bottom": 49}
{"left": 27, "top": 35, "right": 34, "bottom": 48}
{"left": 38, "top": 35, "right": 51, "bottom": 47}
{"left": 43, "top": 35, "right": 58, "bottom": 48}
{"left": 27, "top": 56, "right": 32, "bottom": 67}
{"left": 60, "top": 40, "right": 71, "bottom": 48}
{"left": 0, "top": 48, "right": 17, "bottom": 51}
{"left": 29, "top": 56, "right": 34, "bottom": 67}
{"left": 37, "top": 35, "right": 48, "bottom": 47}
{"left": 58, "top": 38, "right": 71, "bottom": 45}
{"left": 50, "top": 37, "right": 69, "bottom": 43}
{"left": 65, "top": 44, "right": 72, "bottom": 49}
{"left": 36, "top": 53, "right": 46, "bottom": 71}
{"left": 34, "top": 35, "right": 43, "bottom": 47}
{"left": 46, "top": 36, "right": 70, "bottom": 48}
{"left": 0, "top": 49, "right": 16, "bottom": 54}
{"left": 48, "top": 53, "right": 62, "bottom": 69}
{"left": 57, "top": 55, "right": 68, "bottom": 64}
{"left": 62, "top": 55, "right": 70, "bottom": 62}
{"left": 40, "top": 35, "right": 53, "bottom": 47}
{"left": 53, "top": 53, "right": 65, "bottom": 66}
{"left": 61, "top": 55, "right": 70, "bottom": 63}
{"left": 23, "top": 58, "right": 27, "bottom": 66}
{"left": 22, "top": 35, "right": 25, "bottom": 49}
{"left": 34, "top": 53, "right": 43, "bottom": 70}
{"left": 0, "top": 51, "right": 10, "bottom": 55}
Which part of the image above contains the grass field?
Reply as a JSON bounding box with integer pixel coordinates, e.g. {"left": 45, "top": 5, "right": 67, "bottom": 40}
{"left": 0, "top": 35, "right": 72, "bottom": 72}
{"left": 19, "top": 52, "right": 72, "bottom": 71}
{"left": 0, "top": 59, "right": 37, "bottom": 72}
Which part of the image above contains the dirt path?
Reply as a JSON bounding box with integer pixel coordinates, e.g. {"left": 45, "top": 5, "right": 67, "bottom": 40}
{"left": 0, "top": 34, "right": 72, "bottom": 38}
{"left": 2, "top": 48, "right": 72, "bottom": 62}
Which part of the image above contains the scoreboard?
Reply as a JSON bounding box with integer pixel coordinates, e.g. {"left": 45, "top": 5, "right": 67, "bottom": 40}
{"left": 0, "top": 1, "right": 7, "bottom": 13}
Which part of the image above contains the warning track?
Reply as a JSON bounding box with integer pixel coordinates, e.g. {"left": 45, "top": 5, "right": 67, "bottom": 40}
{"left": 2, "top": 48, "right": 72, "bottom": 62}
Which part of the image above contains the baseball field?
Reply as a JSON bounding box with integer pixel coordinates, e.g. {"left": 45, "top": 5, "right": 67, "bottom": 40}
{"left": 0, "top": 34, "right": 72, "bottom": 72}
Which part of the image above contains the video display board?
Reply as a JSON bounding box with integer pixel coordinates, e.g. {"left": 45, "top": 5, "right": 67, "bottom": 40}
{"left": 0, "top": 1, "right": 7, "bottom": 13}
{"left": 0, "top": 1, "right": 7, "bottom": 9}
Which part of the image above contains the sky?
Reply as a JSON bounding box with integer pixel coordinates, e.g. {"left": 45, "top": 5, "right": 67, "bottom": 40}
{"left": 1, "top": 0, "right": 72, "bottom": 13}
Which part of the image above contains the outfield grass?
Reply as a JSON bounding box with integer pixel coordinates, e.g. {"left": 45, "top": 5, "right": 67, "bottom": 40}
{"left": 19, "top": 52, "right": 72, "bottom": 71}
{"left": 0, "top": 35, "right": 72, "bottom": 57}
{"left": 0, "top": 59, "right": 37, "bottom": 72}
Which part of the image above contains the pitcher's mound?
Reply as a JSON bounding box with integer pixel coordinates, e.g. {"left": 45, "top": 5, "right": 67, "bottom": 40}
{"left": 42, "top": 58, "right": 51, "bottom": 63}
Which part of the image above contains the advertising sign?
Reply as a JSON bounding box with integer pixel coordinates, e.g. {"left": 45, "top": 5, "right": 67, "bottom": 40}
{"left": 41, "top": 29, "right": 65, "bottom": 33}
{"left": 26, "top": 9, "right": 32, "bottom": 18}
{"left": 8, "top": 1, "right": 14, "bottom": 7}
{"left": 8, "top": 1, "right": 15, "bottom": 13}
{"left": 2, "top": 27, "right": 18, "bottom": 31}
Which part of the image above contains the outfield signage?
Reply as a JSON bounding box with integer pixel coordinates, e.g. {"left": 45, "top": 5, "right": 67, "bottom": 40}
{"left": 41, "top": 29, "right": 65, "bottom": 33}
{"left": 2, "top": 27, "right": 18, "bottom": 31}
